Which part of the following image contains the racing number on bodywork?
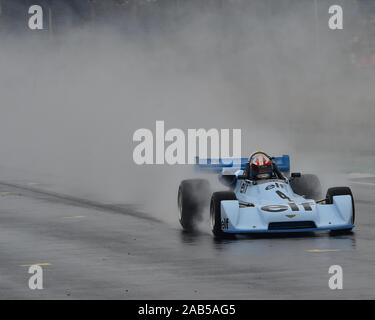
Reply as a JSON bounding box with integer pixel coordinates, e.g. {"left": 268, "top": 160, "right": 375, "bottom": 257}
{"left": 275, "top": 190, "right": 292, "bottom": 202}
{"left": 275, "top": 190, "right": 312, "bottom": 212}
{"left": 261, "top": 188, "right": 313, "bottom": 213}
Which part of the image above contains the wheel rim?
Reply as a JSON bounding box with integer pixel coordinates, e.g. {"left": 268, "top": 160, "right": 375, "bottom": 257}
{"left": 178, "top": 189, "right": 182, "bottom": 221}
{"left": 210, "top": 202, "right": 215, "bottom": 231}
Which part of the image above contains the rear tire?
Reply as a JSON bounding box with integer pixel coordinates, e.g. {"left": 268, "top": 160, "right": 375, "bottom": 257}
{"left": 178, "top": 179, "right": 210, "bottom": 231}
{"left": 290, "top": 174, "right": 322, "bottom": 200}
{"left": 210, "top": 191, "right": 237, "bottom": 238}
{"left": 326, "top": 186, "right": 355, "bottom": 224}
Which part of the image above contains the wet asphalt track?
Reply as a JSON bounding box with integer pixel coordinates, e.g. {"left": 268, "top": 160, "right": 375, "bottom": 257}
{"left": 0, "top": 178, "right": 374, "bottom": 299}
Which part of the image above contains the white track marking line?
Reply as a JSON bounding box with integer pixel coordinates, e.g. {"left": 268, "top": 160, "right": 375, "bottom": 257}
{"left": 350, "top": 181, "right": 375, "bottom": 188}
{"left": 307, "top": 249, "right": 341, "bottom": 253}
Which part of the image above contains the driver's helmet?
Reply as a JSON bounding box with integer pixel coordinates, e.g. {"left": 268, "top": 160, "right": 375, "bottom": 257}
{"left": 250, "top": 153, "right": 273, "bottom": 180}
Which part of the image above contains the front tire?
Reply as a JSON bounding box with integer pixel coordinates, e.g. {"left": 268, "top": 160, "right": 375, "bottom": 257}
{"left": 210, "top": 191, "right": 237, "bottom": 237}
{"left": 178, "top": 179, "right": 210, "bottom": 231}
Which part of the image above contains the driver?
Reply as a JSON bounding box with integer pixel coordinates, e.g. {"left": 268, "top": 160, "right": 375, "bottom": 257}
{"left": 247, "top": 152, "right": 274, "bottom": 180}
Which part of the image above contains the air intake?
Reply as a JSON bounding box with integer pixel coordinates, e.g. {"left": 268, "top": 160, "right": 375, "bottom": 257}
{"left": 268, "top": 221, "right": 316, "bottom": 230}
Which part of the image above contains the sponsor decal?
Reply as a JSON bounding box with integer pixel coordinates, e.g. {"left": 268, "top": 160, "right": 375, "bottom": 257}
{"left": 261, "top": 202, "right": 313, "bottom": 213}
{"left": 240, "top": 181, "right": 249, "bottom": 194}
{"left": 221, "top": 218, "right": 229, "bottom": 230}
{"left": 261, "top": 204, "right": 289, "bottom": 213}
{"left": 265, "top": 183, "right": 286, "bottom": 191}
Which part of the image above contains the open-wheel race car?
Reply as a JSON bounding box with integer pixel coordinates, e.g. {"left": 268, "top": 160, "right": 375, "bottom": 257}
{"left": 177, "top": 151, "right": 355, "bottom": 238}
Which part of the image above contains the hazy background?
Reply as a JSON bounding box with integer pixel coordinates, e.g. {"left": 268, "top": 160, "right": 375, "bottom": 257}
{"left": 0, "top": 0, "right": 374, "bottom": 224}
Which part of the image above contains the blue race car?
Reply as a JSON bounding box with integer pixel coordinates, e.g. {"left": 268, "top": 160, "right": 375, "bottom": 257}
{"left": 177, "top": 151, "right": 355, "bottom": 238}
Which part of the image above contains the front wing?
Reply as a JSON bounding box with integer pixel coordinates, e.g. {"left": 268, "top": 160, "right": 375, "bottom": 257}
{"left": 220, "top": 195, "right": 354, "bottom": 233}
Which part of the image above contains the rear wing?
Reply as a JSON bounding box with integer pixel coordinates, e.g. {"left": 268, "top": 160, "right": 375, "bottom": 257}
{"left": 195, "top": 155, "right": 290, "bottom": 173}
